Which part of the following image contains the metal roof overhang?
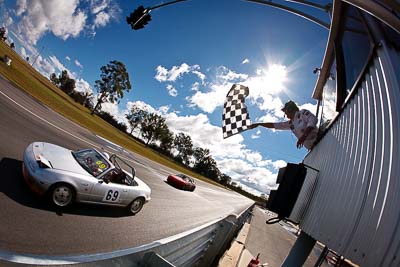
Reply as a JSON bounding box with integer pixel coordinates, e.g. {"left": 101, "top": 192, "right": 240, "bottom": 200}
{"left": 312, "top": 0, "right": 400, "bottom": 100}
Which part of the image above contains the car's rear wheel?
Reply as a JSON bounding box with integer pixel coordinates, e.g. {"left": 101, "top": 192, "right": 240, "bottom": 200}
{"left": 50, "top": 183, "right": 75, "bottom": 207}
{"left": 128, "top": 197, "right": 144, "bottom": 215}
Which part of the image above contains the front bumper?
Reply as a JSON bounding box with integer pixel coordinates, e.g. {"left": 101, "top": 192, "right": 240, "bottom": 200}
{"left": 22, "top": 162, "right": 46, "bottom": 195}
{"left": 22, "top": 144, "right": 49, "bottom": 195}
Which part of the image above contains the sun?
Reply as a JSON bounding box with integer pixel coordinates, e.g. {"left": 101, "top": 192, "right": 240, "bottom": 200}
{"left": 263, "top": 64, "right": 288, "bottom": 92}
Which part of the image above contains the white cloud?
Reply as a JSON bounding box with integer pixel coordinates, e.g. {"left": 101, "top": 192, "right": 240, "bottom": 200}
{"left": 90, "top": 0, "right": 121, "bottom": 27}
{"left": 15, "top": 0, "right": 27, "bottom": 16}
{"left": 6, "top": 0, "right": 121, "bottom": 46}
{"left": 155, "top": 63, "right": 206, "bottom": 83}
{"left": 272, "top": 160, "right": 287, "bottom": 169}
{"left": 126, "top": 100, "right": 156, "bottom": 113}
{"left": 242, "top": 58, "right": 250, "bottom": 64}
{"left": 20, "top": 47, "right": 28, "bottom": 58}
{"left": 74, "top": 59, "right": 83, "bottom": 69}
{"left": 217, "top": 66, "right": 248, "bottom": 82}
{"left": 75, "top": 78, "right": 93, "bottom": 94}
{"left": 186, "top": 65, "right": 288, "bottom": 118}
{"left": 154, "top": 66, "right": 168, "bottom": 82}
{"left": 163, "top": 112, "right": 245, "bottom": 159}
{"left": 94, "top": 11, "right": 110, "bottom": 27}
{"left": 251, "top": 130, "right": 261, "bottom": 139}
{"left": 192, "top": 70, "right": 206, "bottom": 83}
{"left": 14, "top": 0, "right": 87, "bottom": 45}
{"left": 257, "top": 113, "right": 281, "bottom": 123}
{"left": 245, "top": 150, "right": 263, "bottom": 162}
{"left": 158, "top": 105, "right": 171, "bottom": 115}
{"left": 49, "top": 55, "right": 67, "bottom": 73}
{"left": 65, "top": 56, "right": 71, "bottom": 61}
{"left": 155, "top": 63, "right": 190, "bottom": 82}
{"left": 90, "top": 0, "right": 108, "bottom": 14}
{"left": 100, "top": 101, "right": 124, "bottom": 121}
{"left": 218, "top": 158, "right": 278, "bottom": 192}
{"left": 187, "top": 66, "right": 248, "bottom": 113}
{"left": 1, "top": 4, "right": 13, "bottom": 27}
{"left": 169, "top": 64, "right": 191, "bottom": 81}
{"left": 9, "top": 30, "right": 38, "bottom": 56}
{"left": 34, "top": 55, "right": 55, "bottom": 77}
{"left": 299, "top": 102, "right": 318, "bottom": 114}
{"left": 166, "top": 84, "right": 178, "bottom": 97}
{"left": 191, "top": 82, "right": 200, "bottom": 91}
{"left": 186, "top": 83, "right": 227, "bottom": 113}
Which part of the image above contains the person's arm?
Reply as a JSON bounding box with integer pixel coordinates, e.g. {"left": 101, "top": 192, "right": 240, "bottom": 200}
{"left": 249, "top": 121, "right": 291, "bottom": 130}
{"left": 248, "top": 122, "right": 274, "bottom": 129}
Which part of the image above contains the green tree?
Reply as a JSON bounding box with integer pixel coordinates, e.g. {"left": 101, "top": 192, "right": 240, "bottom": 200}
{"left": 192, "top": 147, "right": 221, "bottom": 180}
{"left": 126, "top": 106, "right": 148, "bottom": 135}
{"left": 97, "top": 111, "right": 127, "bottom": 132}
{"left": 49, "top": 70, "right": 75, "bottom": 95}
{"left": 141, "top": 112, "right": 167, "bottom": 145}
{"left": 82, "top": 91, "right": 94, "bottom": 109}
{"left": 173, "top": 133, "right": 194, "bottom": 165}
{"left": 50, "top": 73, "right": 58, "bottom": 85}
{"left": 92, "top": 60, "right": 131, "bottom": 115}
{"left": 158, "top": 126, "right": 174, "bottom": 153}
{"left": 201, "top": 156, "right": 221, "bottom": 181}
{"left": 220, "top": 173, "right": 232, "bottom": 186}
{"left": 0, "top": 27, "right": 7, "bottom": 41}
{"left": 70, "top": 91, "right": 94, "bottom": 109}
{"left": 59, "top": 71, "right": 76, "bottom": 94}
{"left": 193, "top": 147, "right": 210, "bottom": 167}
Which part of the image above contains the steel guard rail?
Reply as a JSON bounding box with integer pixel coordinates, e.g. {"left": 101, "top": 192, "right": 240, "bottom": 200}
{"left": 0, "top": 204, "right": 254, "bottom": 267}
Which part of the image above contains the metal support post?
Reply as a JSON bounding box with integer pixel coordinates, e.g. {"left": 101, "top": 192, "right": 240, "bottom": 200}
{"left": 281, "top": 231, "right": 316, "bottom": 267}
{"left": 314, "top": 246, "right": 329, "bottom": 267}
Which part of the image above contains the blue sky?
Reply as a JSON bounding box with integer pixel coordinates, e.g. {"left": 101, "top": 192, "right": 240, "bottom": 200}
{"left": 1, "top": 0, "right": 331, "bottom": 195}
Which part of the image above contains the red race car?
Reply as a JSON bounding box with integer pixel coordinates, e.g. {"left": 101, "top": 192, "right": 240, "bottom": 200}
{"left": 167, "top": 173, "right": 196, "bottom": 191}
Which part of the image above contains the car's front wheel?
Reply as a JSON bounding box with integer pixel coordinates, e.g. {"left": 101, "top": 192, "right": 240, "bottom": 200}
{"left": 50, "top": 183, "right": 75, "bottom": 207}
{"left": 128, "top": 197, "right": 144, "bottom": 215}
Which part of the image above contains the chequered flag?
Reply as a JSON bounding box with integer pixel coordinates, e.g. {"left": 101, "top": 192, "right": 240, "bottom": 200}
{"left": 222, "top": 84, "right": 251, "bottom": 139}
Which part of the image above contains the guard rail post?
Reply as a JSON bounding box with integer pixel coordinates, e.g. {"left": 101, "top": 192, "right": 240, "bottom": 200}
{"left": 201, "top": 215, "right": 239, "bottom": 267}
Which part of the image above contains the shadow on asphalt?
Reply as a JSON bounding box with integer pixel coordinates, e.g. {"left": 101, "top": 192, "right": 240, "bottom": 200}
{"left": 0, "top": 157, "right": 132, "bottom": 218}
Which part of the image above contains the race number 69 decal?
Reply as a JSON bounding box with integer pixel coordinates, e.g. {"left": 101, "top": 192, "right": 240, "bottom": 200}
{"left": 103, "top": 189, "right": 120, "bottom": 202}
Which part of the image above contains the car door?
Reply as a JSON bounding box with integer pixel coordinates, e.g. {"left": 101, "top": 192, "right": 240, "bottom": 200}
{"left": 91, "top": 169, "right": 129, "bottom": 205}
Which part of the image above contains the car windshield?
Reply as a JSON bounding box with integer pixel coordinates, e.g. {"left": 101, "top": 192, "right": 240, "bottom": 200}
{"left": 72, "top": 149, "right": 110, "bottom": 177}
{"left": 109, "top": 154, "right": 136, "bottom": 185}
{"left": 176, "top": 174, "right": 191, "bottom": 182}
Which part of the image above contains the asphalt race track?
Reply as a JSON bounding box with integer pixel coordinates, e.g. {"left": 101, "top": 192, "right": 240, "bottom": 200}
{"left": 0, "top": 75, "right": 253, "bottom": 256}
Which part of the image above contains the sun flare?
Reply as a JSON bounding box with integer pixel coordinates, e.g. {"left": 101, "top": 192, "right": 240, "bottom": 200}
{"left": 263, "top": 64, "right": 288, "bottom": 92}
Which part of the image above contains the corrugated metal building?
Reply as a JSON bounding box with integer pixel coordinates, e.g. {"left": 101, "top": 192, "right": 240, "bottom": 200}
{"left": 286, "top": 1, "right": 400, "bottom": 266}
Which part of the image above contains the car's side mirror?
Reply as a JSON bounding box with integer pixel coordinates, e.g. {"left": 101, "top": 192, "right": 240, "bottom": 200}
{"left": 102, "top": 178, "right": 110, "bottom": 184}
